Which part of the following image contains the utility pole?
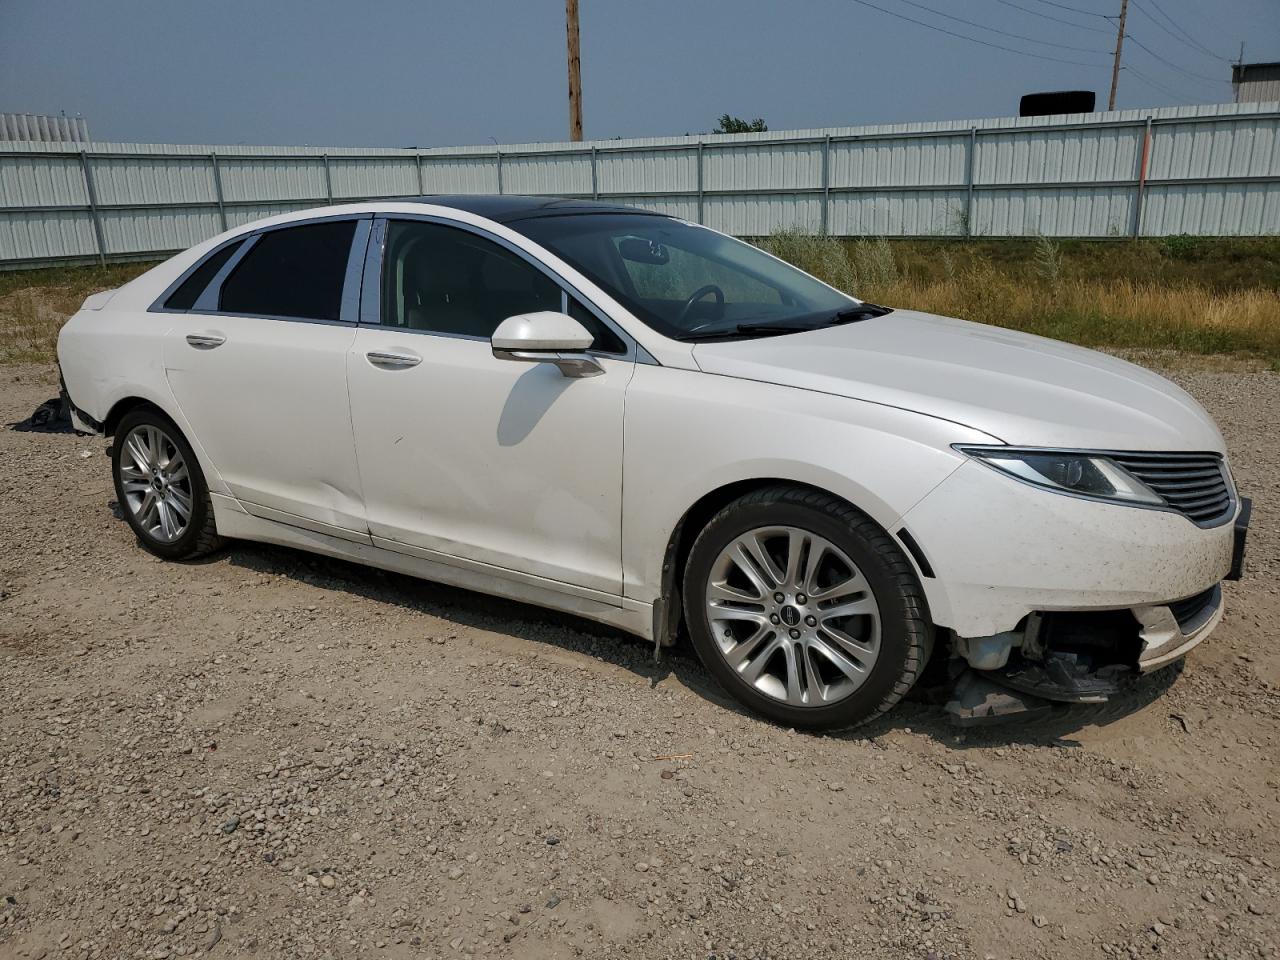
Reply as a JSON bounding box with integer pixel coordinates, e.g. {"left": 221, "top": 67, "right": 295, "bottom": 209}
{"left": 566, "top": 0, "right": 583, "bottom": 141}
{"left": 1108, "top": 0, "right": 1129, "bottom": 111}
{"left": 1234, "top": 42, "right": 1245, "bottom": 103}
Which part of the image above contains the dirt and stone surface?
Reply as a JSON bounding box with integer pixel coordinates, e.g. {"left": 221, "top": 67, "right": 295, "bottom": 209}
{"left": 0, "top": 358, "right": 1277, "bottom": 960}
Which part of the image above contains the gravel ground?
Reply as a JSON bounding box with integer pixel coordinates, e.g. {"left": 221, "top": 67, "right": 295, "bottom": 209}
{"left": 1, "top": 359, "right": 1277, "bottom": 960}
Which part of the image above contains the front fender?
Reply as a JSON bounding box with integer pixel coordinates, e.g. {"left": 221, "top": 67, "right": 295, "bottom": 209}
{"left": 622, "top": 365, "right": 996, "bottom": 605}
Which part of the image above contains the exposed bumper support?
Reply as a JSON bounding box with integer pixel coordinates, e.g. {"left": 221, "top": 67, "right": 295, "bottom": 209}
{"left": 1134, "top": 584, "right": 1224, "bottom": 672}
{"left": 948, "top": 581, "right": 1226, "bottom": 710}
{"left": 59, "top": 372, "right": 103, "bottom": 436}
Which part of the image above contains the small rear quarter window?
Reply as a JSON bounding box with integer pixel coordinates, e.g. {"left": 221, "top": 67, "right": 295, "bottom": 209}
{"left": 163, "top": 240, "right": 244, "bottom": 311}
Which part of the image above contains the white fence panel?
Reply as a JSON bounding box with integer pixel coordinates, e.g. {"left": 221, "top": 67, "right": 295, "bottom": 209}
{"left": 704, "top": 142, "right": 822, "bottom": 191}
{"left": 218, "top": 158, "right": 327, "bottom": 203}
{"left": 329, "top": 158, "right": 418, "bottom": 200}
{"left": 504, "top": 153, "right": 592, "bottom": 195}
{"left": 1, "top": 101, "right": 1277, "bottom": 267}
{"left": 830, "top": 189, "right": 968, "bottom": 237}
{"left": 598, "top": 148, "right": 698, "bottom": 195}
{"left": 1140, "top": 181, "right": 1280, "bottom": 235}
{"left": 832, "top": 135, "right": 968, "bottom": 188}
{"left": 100, "top": 207, "right": 224, "bottom": 254}
{"left": 91, "top": 156, "right": 217, "bottom": 206}
{"left": 975, "top": 186, "right": 1136, "bottom": 237}
{"left": 0, "top": 210, "right": 98, "bottom": 260}
{"left": 0, "top": 153, "right": 89, "bottom": 207}
{"left": 419, "top": 156, "right": 498, "bottom": 194}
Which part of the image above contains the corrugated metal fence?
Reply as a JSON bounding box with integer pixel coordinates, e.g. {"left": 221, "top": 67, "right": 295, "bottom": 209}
{"left": 2, "top": 101, "right": 1277, "bottom": 269}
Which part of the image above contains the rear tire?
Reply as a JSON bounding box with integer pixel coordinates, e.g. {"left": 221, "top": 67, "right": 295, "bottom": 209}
{"left": 682, "top": 485, "right": 931, "bottom": 730}
{"left": 112, "top": 408, "right": 222, "bottom": 561}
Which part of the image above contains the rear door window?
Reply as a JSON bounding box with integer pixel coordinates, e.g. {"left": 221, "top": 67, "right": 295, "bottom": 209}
{"left": 219, "top": 220, "right": 357, "bottom": 321}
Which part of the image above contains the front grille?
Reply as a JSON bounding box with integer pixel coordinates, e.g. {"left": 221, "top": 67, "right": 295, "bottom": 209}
{"left": 1109, "top": 452, "right": 1234, "bottom": 526}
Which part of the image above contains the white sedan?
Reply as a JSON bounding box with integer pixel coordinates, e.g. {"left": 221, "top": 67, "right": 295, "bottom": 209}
{"left": 57, "top": 197, "right": 1249, "bottom": 729}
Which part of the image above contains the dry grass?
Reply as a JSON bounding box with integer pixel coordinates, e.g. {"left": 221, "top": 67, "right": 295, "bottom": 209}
{"left": 871, "top": 272, "right": 1280, "bottom": 360}
{"left": 761, "top": 232, "right": 1280, "bottom": 364}
{"left": 2, "top": 243, "right": 1278, "bottom": 367}
{"left": 0, "top": 263, "right": 152, "bottom": 365}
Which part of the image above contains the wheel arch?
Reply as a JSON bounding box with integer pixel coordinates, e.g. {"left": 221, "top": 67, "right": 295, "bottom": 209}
{"left": 99, "top": 392, "right": 229, "bottom": 498}
{"left": 103, "top": 396, "right": 169, "bottom": 436}
{"left": 654, "top": 477, "right": 875, "bottom": 648}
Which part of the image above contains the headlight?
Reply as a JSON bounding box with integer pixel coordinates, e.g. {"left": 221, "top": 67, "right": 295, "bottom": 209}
{"left": 954, "top": 446, "right": 1163, "bottom": 506}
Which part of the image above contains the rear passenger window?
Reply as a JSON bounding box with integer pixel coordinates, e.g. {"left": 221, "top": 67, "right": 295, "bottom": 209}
{"left": 219, "top": 220, "right": 356, "bottom": 321}
{"left": 164, "top": 239, "right": 243, "bottom": 311}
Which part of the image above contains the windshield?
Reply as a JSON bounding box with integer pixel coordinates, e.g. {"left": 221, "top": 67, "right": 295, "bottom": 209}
{"left": 515, "top": 213, "right": 865, "bottom": 341}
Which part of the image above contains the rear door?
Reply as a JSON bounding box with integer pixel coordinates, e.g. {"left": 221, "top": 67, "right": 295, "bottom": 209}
{"left": 158, "top": 216, "right": 372, "bottom": 540}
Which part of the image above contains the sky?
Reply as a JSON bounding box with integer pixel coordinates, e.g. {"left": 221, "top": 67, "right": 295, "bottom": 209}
{"left": 2, "top": 0, "right": 1276, "bottom": 148}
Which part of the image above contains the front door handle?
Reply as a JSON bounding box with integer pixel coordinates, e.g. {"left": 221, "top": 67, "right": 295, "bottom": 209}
{"left": 366, "top": 350, "right": 422, "bottom": 369}
{"left": 185, "top": 333, "right": 226, "bottom": 349}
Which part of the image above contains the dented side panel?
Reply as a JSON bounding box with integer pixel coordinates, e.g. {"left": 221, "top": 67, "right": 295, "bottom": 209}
{"left": 160, "top": 317, "right": 368, "bottom": 534}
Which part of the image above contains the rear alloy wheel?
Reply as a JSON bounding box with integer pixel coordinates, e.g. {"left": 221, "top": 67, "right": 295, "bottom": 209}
{"left": 112, "top": 409, "right": 221, "bottom": 560}
{"left": 683, "top": 486, "right": 931, "bottom": 730}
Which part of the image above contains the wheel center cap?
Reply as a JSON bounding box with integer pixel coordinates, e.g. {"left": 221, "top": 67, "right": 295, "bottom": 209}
{"left": 780, "top": 605, "right": 801, "bottom": 627}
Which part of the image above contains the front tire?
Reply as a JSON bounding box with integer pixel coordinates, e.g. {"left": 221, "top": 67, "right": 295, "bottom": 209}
{"left": 682, "top": 486, "right": 931, "bottom": 730}
{"left": 112, "top": 408, "right": 222, "bottom": 560}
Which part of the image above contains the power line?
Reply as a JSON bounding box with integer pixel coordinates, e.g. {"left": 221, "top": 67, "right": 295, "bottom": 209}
{"left": 889, "top": 0, "right": 1107, "bottom": 52}
{"left": 1123, "top": 64, "right": 1203, "bottom": 103}
{"left": 1024, "top": 0, "right": 1110, "bottom": 17}
{"left": 994, "top": 0, "right": 1113, "bottom": 34}
{"left": 1126, "top": 33, "right": 1231, "bottom": 84}
{"left": 1135, "top": 0, "right": 1230, "bottom": 62}
{"left": 848, "top": 0, "right": 1110, "bottom": 66}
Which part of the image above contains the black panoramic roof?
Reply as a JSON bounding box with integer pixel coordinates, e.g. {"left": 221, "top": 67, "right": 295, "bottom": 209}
{"left": 398, "top": 194, "right": 667, "bottom": 224}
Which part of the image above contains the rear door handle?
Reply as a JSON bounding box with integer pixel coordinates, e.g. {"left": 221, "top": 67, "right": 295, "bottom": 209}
{"left": 185, "top": 333, "right": 226, "bottom": 349}
{"left": 366, "top": 351, "right": 421, "bottom": 368}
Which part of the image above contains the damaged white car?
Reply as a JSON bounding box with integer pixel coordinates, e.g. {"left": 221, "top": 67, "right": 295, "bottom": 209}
{"left": 57, "top": 197, "right": 1250, "bottom": 728}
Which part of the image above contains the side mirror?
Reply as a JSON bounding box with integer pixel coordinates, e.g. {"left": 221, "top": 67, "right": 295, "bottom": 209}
{"left": 491, "top": 311, "right": 604, "bottom": 378}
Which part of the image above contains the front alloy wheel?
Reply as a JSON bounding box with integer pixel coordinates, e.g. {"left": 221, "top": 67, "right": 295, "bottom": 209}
{"left": 705, "top": 526, "right": 881, "bottom": 707}
{"left": 683, "top": 485, "right": 931, "bottom": 730}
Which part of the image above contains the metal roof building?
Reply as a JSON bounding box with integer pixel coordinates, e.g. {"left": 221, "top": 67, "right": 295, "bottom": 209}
{"left": 1, "top": 112, "right": 90, "bottom": 144}
{"left": 1233, "top": 62, "right": 1280, "bottom": 104}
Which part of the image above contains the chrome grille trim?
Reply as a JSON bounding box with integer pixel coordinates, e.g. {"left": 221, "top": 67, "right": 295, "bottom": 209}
{"left": 1109, "top": 452, "right": 1234, "bottom": 527}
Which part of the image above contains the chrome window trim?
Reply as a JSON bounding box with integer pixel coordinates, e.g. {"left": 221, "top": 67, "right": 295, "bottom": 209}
{"left": 148, "top": 212, "right": 373, "bottom": 325}
{"left": 192, "top": 233, "right": 260, "bottom": 312}
{"left": 339, "top": 219, "right": 373, "bottom": 325}
{"left": 147, "top": 236, "right": 247, "bottom": 314}
{"left": 361, "top": 213, "right": 641, "bottom": 362}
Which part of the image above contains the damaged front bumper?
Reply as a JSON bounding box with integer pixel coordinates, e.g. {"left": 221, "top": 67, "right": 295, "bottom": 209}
{"left": 898, "top": 457, "right": 1250, "bottom": 724}
{"left": 943, "top": 579, "right": 1234, "bottom": 724}
{"left": 940, "top": 494, "right": 1250, "bottom": 725}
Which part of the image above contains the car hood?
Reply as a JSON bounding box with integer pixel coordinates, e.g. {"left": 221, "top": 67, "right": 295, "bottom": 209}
{"left": 691, "top": 310, "right": 1226, "bottom": 453}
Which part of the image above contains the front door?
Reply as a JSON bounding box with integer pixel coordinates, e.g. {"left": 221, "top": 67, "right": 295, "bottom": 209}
{"left": 161, "top": 217, "right": 369, "bottom": 537}
{"left": 346, "top": 218, "right": 634, "bottom": 597}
